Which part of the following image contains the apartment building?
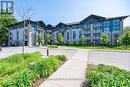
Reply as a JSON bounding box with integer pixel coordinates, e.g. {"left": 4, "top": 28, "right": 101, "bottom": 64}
{"left": 8, "top": 14, "right": 129, "bottom": 46}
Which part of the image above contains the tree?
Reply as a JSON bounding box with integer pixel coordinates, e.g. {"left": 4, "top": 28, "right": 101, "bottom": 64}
{"left": 0, "top": 14, "right": 17, "bottom": 46}
{"left": 101, "top": 34, "right": 109, "bottom": 47}
{"left": 57, "top": 33, "right": 64, "bottom": 45}
{"left": 120, "top": 32, "right": 130, "bottom": 49}
{"left": 123, "top": 26, "right": 130, "bottom": 33}
{"left": 45, "top": 33, "right": 51, "bottom": 45}
{"left": 80, "top": 35, "right": 85, "bottom": 45}
{"left": 37, "top": 34, "right": 43, "bottom": 46}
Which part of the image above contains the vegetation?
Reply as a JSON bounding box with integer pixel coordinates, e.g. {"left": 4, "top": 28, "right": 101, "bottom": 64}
{"left": 48, "top": 45, "right": 58, "bottom": 48}
{"left": 80, "top": 35, "right": 85, "bottom": 45}
{"left": 45, "top": 33, "right": 51, "bottom": 45}
{"left": 57, "top": 33, "right": 64, "bottom": 45}
{"left": 86, "top": 64, "right": 130, "bottom": 87}
{"left": 123, "top": 26, "right": 130, "bottom": 33}
{"left": 37, "top": 34, "right": 43, "bottom": 46}
{"left": 0, "top": 14, "right": 17, "bottom": 46}
{"left": 66, "top": 44, "right": 130, "bottom": 51}
{"left": 0, "top": 52, "right": 67, "bottom": 87}
{"left": 119, "top": 32, "right": 130, "bottom": 49}
{"left": 100, "top": 34, "right": 109, "bottom": 47}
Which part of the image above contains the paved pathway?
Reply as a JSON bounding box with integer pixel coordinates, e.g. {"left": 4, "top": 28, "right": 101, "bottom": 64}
{"left": 0, "top": 47, "right": 77, "bottom": 59}
{"left": 40, "top": 49, "right": 88, "bottom": 87}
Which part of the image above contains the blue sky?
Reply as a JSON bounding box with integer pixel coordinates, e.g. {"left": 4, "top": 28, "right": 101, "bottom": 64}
{"left": 14, "top": 0, "right": 130, "bottom": 26}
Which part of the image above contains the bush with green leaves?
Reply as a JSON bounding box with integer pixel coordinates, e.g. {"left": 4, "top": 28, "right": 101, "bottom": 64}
{"left": 0, "top": 53, "right": 66, "bottom": 87}
{"left": 55, "top": 55, "right": 67, "bottom": 61}
{"left": 48, "top": 45, "right": 58, "bottom": 48}
{"left": 86, "top": 64, "right": 130, "bottom": 87}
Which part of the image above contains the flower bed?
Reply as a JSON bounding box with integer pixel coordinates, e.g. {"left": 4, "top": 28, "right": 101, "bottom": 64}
{"left": 0, "top": 52, "right": 67, "bottom": 87}
{"left": 86, "top": 64, "right": 130, "bottom": 87}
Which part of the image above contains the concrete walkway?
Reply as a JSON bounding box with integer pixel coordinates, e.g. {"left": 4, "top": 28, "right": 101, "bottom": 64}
{"left": 40, "top": 49, "right": 88, "bottom": 87}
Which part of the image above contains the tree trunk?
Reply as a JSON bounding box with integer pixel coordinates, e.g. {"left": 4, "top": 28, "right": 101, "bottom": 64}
{"left": 126, "top": 44, "right": 128, "bottom": 50}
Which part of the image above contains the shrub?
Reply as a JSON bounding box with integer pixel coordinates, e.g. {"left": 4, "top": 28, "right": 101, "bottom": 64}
{"left": 86, "top": 64, "right": 130, "bottom": 87}
{"left": 48, "top": 45, "right": 58, "bottom": 48}
{"left": 0, "top": 53, "right": 66, "bottom": 87}
{"left": 0, "top": 52, "right": 42, "bottom": 78}
{"left": 56, "top": 55, "right": 67, "bottom": 61}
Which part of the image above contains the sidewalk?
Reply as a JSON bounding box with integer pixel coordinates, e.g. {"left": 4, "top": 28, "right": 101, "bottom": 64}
{"left": 40, "top": 49, "right": 88, "bottom": 87}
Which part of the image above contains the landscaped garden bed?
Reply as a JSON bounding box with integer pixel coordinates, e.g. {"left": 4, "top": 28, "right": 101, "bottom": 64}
{"left": 65, "top": 44, "right": 130, "bottom": 51}
{"left": 0, "top": 52, "right": 67, "bottom": 87}
{"left": 48, "top": 45, "right": 58, "bottom": 48}
{"left": 85, "top": 64, "right": 130, "bottom": 87}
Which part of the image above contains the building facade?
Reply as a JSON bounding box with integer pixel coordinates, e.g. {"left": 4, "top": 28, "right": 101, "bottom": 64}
{"left": 8, "top": 20, "right": 46, "bottom": 46}
{"left": 8, "top": 14, "right": 129, "bottom": 46}
{"left": 50, "top": 14, "right": 129, "bottom": 45}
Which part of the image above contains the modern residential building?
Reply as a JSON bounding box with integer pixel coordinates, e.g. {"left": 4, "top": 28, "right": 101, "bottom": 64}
{"left": 8, "top": 14, "right": 129, "bottom": 46}
{"left": 8, "top": 20, "right": 46, "bottom": 46}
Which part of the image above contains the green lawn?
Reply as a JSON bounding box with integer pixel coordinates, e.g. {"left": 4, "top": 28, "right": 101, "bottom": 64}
{"left": 86, "top": 64, "right": 130, "bottom": 87}
{"left": 65, "top": 44, "right": 130, "bottom": 51}
{"left": 0, "top": 52, "right": 66, "bottom": 87}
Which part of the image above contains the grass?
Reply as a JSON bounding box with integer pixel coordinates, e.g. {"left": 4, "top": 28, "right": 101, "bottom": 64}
{"left": 86, "top": 64, "right": 130, "bottom": 87}
{"left": 0, "top": 52, "right": 67, "bottom": 87}
{"left": 65, "top": 44, "right": 130, "bottom": 51}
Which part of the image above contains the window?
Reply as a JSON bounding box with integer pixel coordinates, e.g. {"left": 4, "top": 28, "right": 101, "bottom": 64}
{"left": 25, "top": 35, "right": 28, "bottom": 39}
{"left": 82, "top": 24, "right": 89, "bottom": 28}
{"left": 103, "top": 21, "right": 110, "bottom": 26}
{"left": 10, "top": 37, "right": 12, "bottom": 40}
{"left": 77, "top": 24, "right": 82, "bottom": 29}
{"left": 17, "top": 30, "right": 19, "bottom": 40}
{"left": 113, "top": 26, "right": 120, "bottom": 31}
{"left": 73, "top": 31, "right": 76, "bottom": 39}
{"left": 72, "top": 25, "right": 77, "bottom": 29}
{"left": 113, "top": 19, "right": 120, "bottom": 25}
{"left": 79, "top": 31, "right": 81, "bottom": 38}
{"left": 103, "top": 27, "right": 109, "bottom": 32}
{"left": 67, "top": 32, "right": 69, "bottom": 40}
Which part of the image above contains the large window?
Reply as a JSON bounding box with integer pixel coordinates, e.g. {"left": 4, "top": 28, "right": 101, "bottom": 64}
{"left": 17, "top": 30, "right": 19, "bottom": 40}
{"left": 67, "top": 32, "right": 69, "bottom": 40}
{"left": 103, "top": 27, "right": 109, "bottom": 32}
{"left": 93, "top": 23, "right": 101, "bottom": 27}
{"left": 72, "top": 25, "right": 77, "bottom": 29}
{"left": 73, "top": 31, "right": 76, "bottom": 39}
{"left": 113, "top": 19, "right": 120, "bottom": 25}
{"left": 113, "top": 26, "right": 120, "bottom": 31}
{"left": 103, "top": 21, "right": 110, "bottom": 26}
{"left": 82, "top": 24, "right": 90, "bottom": 28}
{"left": 79, "top": 31, "right": 81, "bottom": 38}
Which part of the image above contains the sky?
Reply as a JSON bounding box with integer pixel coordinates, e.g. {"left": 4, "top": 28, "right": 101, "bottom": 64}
{"left": 14, "top": 0, "right": 130, "bottom": 26}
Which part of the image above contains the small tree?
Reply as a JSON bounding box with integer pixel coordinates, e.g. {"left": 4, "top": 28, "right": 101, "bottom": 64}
{"left": 120, "top": 32, "right": 130, "bottom": 49}
{"left": 80, "top": 35, "right": 85, "bottom": 46}
{"left": 45, "top": 33, "right": 51, "bottom": 45}
{"left": 0, "top": 14, "right": 17, "bottom": 46}
{"left": 57, "top": 33, "right": 64, "bottom": 45}
{"left": 37, "top": 34, "right": 43, "bottom": 46}
{"left": 101, "top": 34, "right": 109, "bottom": 47}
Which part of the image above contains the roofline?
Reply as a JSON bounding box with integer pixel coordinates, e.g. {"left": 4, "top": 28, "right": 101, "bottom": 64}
{"left": 8, "top": 15, "right": 130, "bottom": 28}
{"left": 105, "top": 15, "right": 129, "bottom": 20}
{"left": 8, "top": 19, "right": 45, "bottom": 27}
